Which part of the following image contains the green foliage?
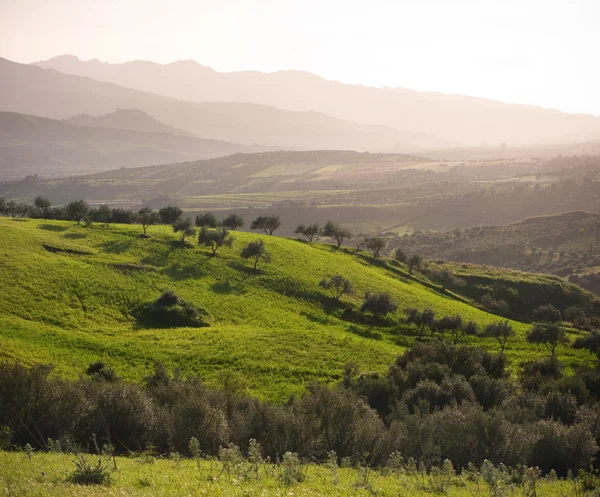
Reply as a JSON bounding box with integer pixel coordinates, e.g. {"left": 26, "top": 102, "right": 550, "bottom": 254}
{"left": 364, "top": 236, "right": 387, "bottom": 258}
{"left": 319, "top": 275, "right": 353, "bottom": 300}
{"left": 195, "top": 212, "right": 219, "bottom": 228}
{"left": 294, "top": 223, "right": 320, "bottom": 243}
{"left": 158, "top": 205, "right": 182, "bottom": 224}
{"left": 198, "top": 227, "right": 235, "bottom": 255}
{"left": 240, "top": 239, "right": 271, "bottom": 269}
{"left": 360, "top": 292, "right": 398, "bottom": 316}
{"left": 65, "top": 200, "right": 90, "bottom": 224}
{"left": 532, "top": 304, "right": 562, "bottom": 323}
{"left": 527, "top": 323, "right": 569, "bottom": 356}
{"left": 222, "top": 213, "right": 244, "bottom": 230}
{"left": 251, "top": 215, "right": 281, "bottom": 235}
{"left": 137, "top": 207, "right": 160, "bottom": 236}
{"left": 481, "top": 320, "right": 515, "bottom": 352}
{"left": 68, "top": 453, "right": 112, "bottom": 485}
{"left": 172, "top": 217, "right": 196, "bottom": 242}
{"left": 322, "top": 221, "right": 352, "bottom": 249}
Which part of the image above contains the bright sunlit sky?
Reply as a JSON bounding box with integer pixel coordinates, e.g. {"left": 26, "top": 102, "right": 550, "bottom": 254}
{"left": 1, "top": 0, "right": 599, "bottom": 115}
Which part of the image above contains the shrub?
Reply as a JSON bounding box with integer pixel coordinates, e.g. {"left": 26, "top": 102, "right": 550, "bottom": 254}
{"left": 532, "top": 304, "right": 562, "bottom": 323}
{"left": 68, "top": 454, "right": 112, "bottom": 485}
{"left": 360, "top": 292, "right": 398, "bottom": 316}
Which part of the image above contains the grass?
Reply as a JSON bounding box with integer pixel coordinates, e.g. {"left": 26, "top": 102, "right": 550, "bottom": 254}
{"left": 0, "top": 451, "right": 581, "bottom": 497}
{"left": 0, "top": 218, "right": 594, "bottom": 401}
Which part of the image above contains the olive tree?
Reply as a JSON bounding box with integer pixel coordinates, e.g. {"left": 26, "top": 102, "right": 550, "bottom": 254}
{"left": 195, "top": 212, "right": 219, "bottom": 228}
{"left": 198, "top": 227, "right": 235, "bottom": 255}
{"left": 481, "top": 320, "right": 515, "bottom": 353}
{"left": 527, "top": 323, "right": 569, "bottom": 356}
{"left": 319, "top": 275, "right": 354, "bottom": 300}
{"left": 294, "top": 223, "right": 320, "bottom": 243}
{"left": 159, "top": 205, "right": 183, "bottom": 224}
{"left": 405, "top": 307, "right": 436, "bottom": 338}
{"left": 137, "top": 207, "right": 160, "bottom": 236}
{"left": 241, "top": 239, "right": 272, "bottom": 269}
{"left": 573, "top": 331, "right": 600, "bottom": 362}
{"left": 321, "top": 221, "right": 352, "bottom": 249}
{"left": 407, "top": 254, "right": 423, "bottom": 274}
{"left": 251, "top": 215, "right": 281, "bottom": 235}
{"left": 364, "top": 237, "right": 387, "bottom": 258}
{"left": 65, "top": 200, "right": 90, "bottom": 224}
{"left": 34, "top": 196, "right": 51, "bottom": 219}
{"left": 172, "top": 217, "right": 196, "bottom": 243}
{"left": 222, "top": 213, "right": 244, "bottom": 230}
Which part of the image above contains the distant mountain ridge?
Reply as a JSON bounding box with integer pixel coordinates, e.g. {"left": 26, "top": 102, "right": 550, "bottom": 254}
{"left": 65, "top": 108, "right": 193, "bottom": 136}
{"left": 0, "top": 111, "right": 271, "bottom": 178}
{"left": 34, "top": 54, "right": 600, "bottom": 146}
{"left": 0, "top": 57, "right": 444, "bottom": 152}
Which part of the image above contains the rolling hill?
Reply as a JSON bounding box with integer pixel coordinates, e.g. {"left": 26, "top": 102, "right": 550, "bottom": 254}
{"left": 0, "top": 217, "right": 595, "bottom": 401}
{"left": 0, "top": 111, "right": 271, "bottom": 178}
{"left": 0, "top": 57, "right": 444, "bottom": 152}
{"left": 34, "top": 54, "right": 600, "bottom": 146}
{"left": 65, "top": 108, "right": 193, "bottom": 136}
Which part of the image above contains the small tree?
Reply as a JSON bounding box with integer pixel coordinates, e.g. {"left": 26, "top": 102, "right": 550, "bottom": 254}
{"left": 481, "top": 320, "right": 515, "bottom": 353}
{"left": 364, "top": 237, "right": 387, "bottom": 258}
{"left": 137, "top": 207, "right": 160, "bottom": 236}
{"left": 527, "top": 323, "right": 568, "bottom": 356}
{"left": 222, "top": 213, "right": 244, "bottom": 230}
{"left": 431, "top": 269, "right": 464, "bottom": 292}
{"left": 564, "top": 306, "right": 588, "bottom": 330}
{"left": 195, "top": 212, "right": 219, "bottom": 228}
{"left": 394, "top": 248, "right": 407, "bottom": 263}
{"left": 241, "top": 239, "right": 271, "bottom": 269}
{"left": 250, "top": 215, "right": 281, "bottom": 235}
{"left": 405, "top": 307, "right": 436, "bottom": 338}
{"left": 360, "top": 292, "right": 398, "bottom": 316}
{"left": 407, "top": 254, "right": 423, "bottom": 274}
{"left": 532, "top": 304, "right": 561, "bottom": 323}
{"left": 198, "top": 227, "right": 235, "bottom": 256}
{"left": 159, "top": 205, "right": 183, "bottom": 224}
{"left": 95, "top": 204, "right": 112, "bottom": 228}
{"left": 294, "top": 223, "right": 320, "bottom": 243}
{"left": 319, "top": 275, "right": 353, "bottom": 300}
{"left": 65, "top": 200, "right": 90, "bottom": 224}
{"left": 573, "top": 331, "right": 600, "bottom": 362}
{"left": 434, "top": 315, "right": 464, "bottom": 341}
{"left": 172, "top": 217, "right": 196, "bottom": 243}
{"left": 322, "top": 221, "right": 352, "bottom": 249}
{"left": 34, "top": 196, "right": 51, "bottom": 219}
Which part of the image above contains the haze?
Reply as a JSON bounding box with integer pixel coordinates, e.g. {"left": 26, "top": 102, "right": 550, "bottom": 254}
{"left": 2, "top": 0, "right": 599, "bottom": 116}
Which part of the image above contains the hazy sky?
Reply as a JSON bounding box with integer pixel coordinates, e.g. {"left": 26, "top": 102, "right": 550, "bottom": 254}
{"left": 2, "top": 0, "right": 599, "bottom": 115}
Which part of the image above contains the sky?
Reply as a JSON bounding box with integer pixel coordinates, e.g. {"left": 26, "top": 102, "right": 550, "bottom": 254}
{"left": 1, "top": 0, "right": 599, "bottom": 115}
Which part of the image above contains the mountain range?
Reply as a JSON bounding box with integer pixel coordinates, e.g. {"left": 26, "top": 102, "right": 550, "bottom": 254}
{"left": 34, "top": 54, "right": 600, "bottom": 146}
{"left": 0, "top": 57, "right": 444, "bottom": 153}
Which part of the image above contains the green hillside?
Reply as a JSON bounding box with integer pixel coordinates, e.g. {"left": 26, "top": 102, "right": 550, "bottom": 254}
{"left": 0, "top": 218, "right": 594, "bottom": 400}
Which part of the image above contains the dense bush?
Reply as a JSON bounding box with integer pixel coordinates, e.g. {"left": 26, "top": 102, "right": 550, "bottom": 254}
{"left": 1, "top": 341, "right": 600, "bottom": 475}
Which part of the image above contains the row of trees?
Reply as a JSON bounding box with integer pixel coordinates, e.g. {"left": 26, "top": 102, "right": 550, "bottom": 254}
{"left": 2, "top": 339, "right": 600, "bottom": 475}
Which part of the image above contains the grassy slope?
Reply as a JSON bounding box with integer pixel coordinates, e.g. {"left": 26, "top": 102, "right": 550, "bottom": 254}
{"left": 0, "top": 451, "right": 575, "bottom": 497}
{"left": 0, "top": 218, "right": 592, "bottom": 401}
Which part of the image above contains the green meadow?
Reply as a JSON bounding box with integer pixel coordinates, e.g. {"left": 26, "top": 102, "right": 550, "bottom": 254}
{"left": 0, "top": 218, "right": 593, "bottom": 401}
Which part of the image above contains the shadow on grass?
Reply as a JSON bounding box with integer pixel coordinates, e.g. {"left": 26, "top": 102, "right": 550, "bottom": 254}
{"left": 9, "top": 218, "right": 28, "bottom": 223}
{"left": 339, "top": 307, "right": 396, "bottom": 328}
{"left": 211, "top": 278, "right": 248, "bottom": 295}
{"left": 164, "top": 257, "right": 211, "bottom": 281}
{"left": 38, "top": 223, "right": 70, "bottom": 232}
{"left": 63, "top": 232, "right": 87, "bottom": 240}
{"left": 347, "top": 325, "right": 383, "bottom": 341}
{"left": 228, "top": 261, "right": 268, "bottom": 276}
{"left": 100, "top": 239, "right": 133, "bottom": 254}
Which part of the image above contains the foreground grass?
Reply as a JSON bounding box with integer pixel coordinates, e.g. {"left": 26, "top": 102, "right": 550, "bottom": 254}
{"left": 0, "top": 451, "right": 579, "bottom": 497}
{"left": 0, "top": 218, "right": 594, "bottom": 400}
